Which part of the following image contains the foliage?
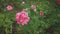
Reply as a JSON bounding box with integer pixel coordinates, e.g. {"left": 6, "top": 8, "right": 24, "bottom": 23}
{"left": 0, "top": 0, "right": 60, "bottom": 34}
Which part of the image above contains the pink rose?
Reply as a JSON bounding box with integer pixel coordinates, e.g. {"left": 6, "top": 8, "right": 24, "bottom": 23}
{"left": 31, "top": 5, "right": 36, "bottom": 10}
{"left": 57, "top": 0, "right": 60, "bottom": 5}
{"left": 16, "top": 10, "right": 30, "bottom": 25}
{"left": 6, "top": 5, "right": 13, "bottom": 11}
{"left": 39, "top": 11, "right": 44, "bottom": 16}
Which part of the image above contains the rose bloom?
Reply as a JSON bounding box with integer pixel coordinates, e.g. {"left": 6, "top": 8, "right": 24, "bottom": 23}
{"left": 6, "top": 5, "right": 13, "bottom": 11}
{"left": 31, "top": 5, "right": 36, "bottom": 10}
{"left": 39, "top": 11, "right": 44, "bottom": 16}
{"left": 16, "top": 10, "right": 30, "bottom": 25}
{"left": 22, "top": 1, "right": 25, "bottom": 4}
{"left": 57, "top": 0, "right": 60, "bottom": 5}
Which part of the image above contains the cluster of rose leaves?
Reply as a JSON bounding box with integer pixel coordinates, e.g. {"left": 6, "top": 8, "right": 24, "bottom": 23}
{"left": 6, "top": 1, "right": 45, "bottom": 25}
{"left": 6, "top": 0, "right": 60, "bottom": 25}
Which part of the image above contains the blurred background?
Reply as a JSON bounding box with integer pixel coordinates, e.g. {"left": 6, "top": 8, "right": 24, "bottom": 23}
{"left": 0, "top": 0, "right": 60, "bottom": 34}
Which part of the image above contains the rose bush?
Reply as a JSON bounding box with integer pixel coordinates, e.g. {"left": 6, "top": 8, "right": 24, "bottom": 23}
{"left": 0, "top": 0, "right": 60, "bottom": 34}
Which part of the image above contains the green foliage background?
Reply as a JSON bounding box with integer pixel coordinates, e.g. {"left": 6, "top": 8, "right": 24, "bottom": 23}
{"left": 0, "top": 0, "right": 60, "bottom": 34}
